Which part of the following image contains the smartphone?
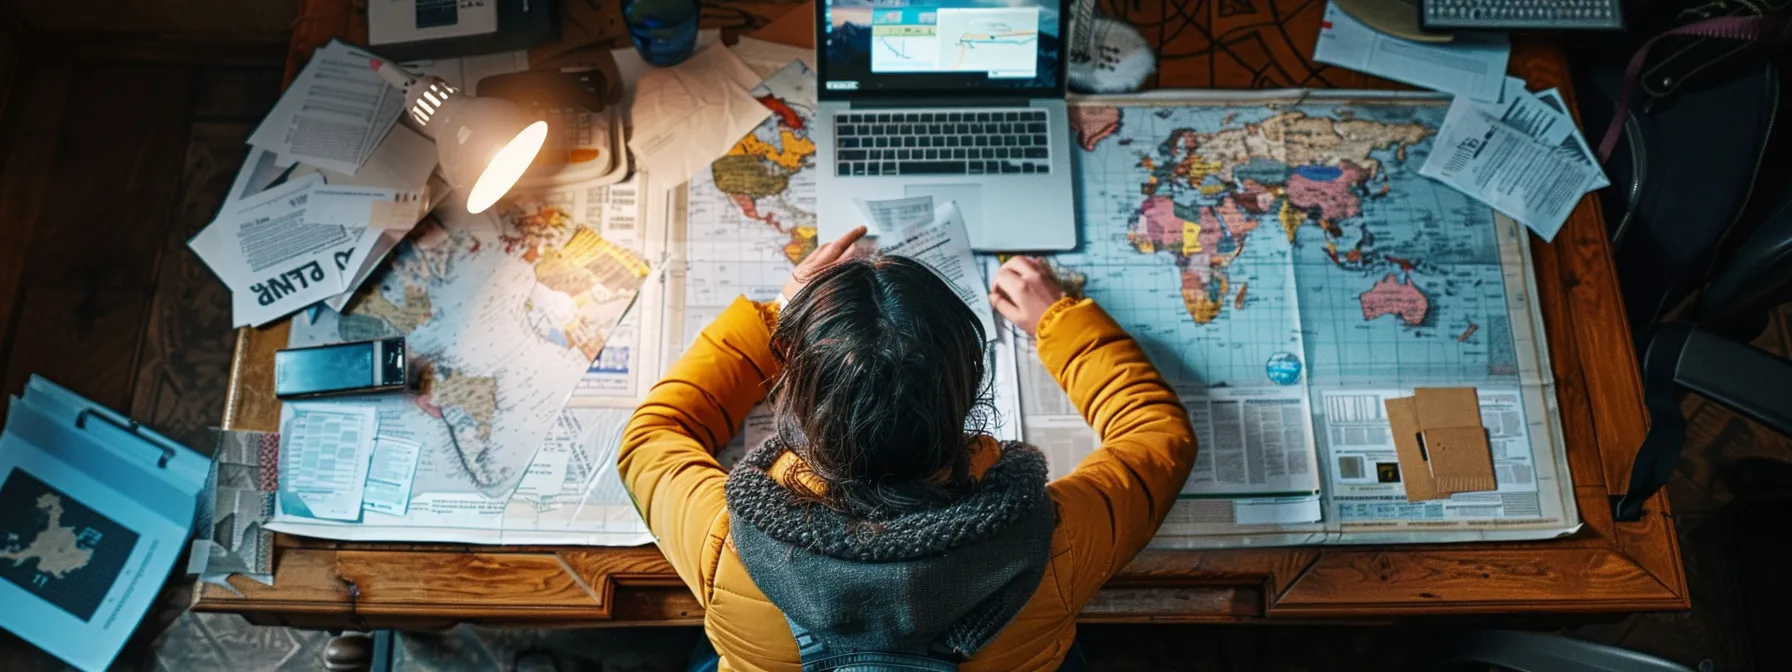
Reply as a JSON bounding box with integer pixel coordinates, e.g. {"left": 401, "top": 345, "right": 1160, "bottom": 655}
{"left": 274, "top": 338, "right": 408, "bottom": 400}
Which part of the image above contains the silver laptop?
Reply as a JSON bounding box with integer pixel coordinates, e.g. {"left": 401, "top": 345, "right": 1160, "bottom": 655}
{"left": 814, "top": 0, "right": 1077, "bottom": 251}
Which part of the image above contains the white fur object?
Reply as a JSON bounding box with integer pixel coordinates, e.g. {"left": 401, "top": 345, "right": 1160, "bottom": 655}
{"left": 1069, "top": 17, "right": 1155, "bottom": 93}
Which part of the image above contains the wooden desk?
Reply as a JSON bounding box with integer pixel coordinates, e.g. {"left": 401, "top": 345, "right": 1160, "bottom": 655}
{"left": 194, "top": 0, "right": 1686, "bottom": 629}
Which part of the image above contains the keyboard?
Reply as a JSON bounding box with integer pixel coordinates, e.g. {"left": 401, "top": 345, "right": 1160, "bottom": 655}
{"left": 833, "top": 109, "right": 1052, "bottom": 178}
{"left": 1421, "top": 0, "right": 1622, "bottom": 30}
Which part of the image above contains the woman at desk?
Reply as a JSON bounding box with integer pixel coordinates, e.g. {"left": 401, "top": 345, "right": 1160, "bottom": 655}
{"left": 618, "top": 227, "right": 1198, "bottom": 671}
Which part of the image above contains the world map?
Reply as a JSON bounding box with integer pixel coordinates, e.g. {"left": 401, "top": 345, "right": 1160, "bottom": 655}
{"left": 290, "top": 204, "right": 648, "bottom": 500}
{"left": 709, "top": 61, "right": 821, "bottom": 268}
{"left": 1063, "top": 99, "right": 1523, "bottom": 391}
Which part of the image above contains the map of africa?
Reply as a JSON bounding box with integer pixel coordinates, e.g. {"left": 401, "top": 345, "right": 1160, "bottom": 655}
{"left": 289, "top": 202, "right": 648, "bottom": 500}
{"left": 1064, "top": 97, "right": 1526, "bottom": 391}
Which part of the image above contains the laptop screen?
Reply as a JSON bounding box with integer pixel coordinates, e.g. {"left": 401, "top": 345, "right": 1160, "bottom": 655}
{"left": 820, "top": 0, "right": 1065, "bottom": 97}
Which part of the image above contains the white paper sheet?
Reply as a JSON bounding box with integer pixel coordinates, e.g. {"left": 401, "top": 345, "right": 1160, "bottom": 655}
{"left": 1533, "top": 88, "right": 1611, "bottom": 189}
{"left": 362, "top": 436, "right": 422, "bottom": 516}
{"left": 227, "top": 148, "right": 292, "bottom": 206}
{"left": 1233, "top": 495, "right": 1324, "bottom": 525}
{"left": 627, "top": 44, "right": 772, "bottom": 189}
{"left": 268, "top": 408, "right": 653, "bottom": 545}
{"left": 731, "top": 37, "right": 819, "bottom": 80}
{"left": 876, "top": 201, "right": 999, "bottom": 339}
{"left": 1313, "top": 1, "right": 1509, "bottom": 102}
{"left": 276, "top": 403, "right": 379, "bottom": 521}
{"left": 323, "top": 228, "right": 405, "bottom": 312}
{"left": 249, "top": 40, "right": 405, "bottom": 175}
{"left": 855, "top": 195, "right": 937, "bottom": 231}
{"left": 187, "top": 174, "right": 367, "bottom": 326}
{"left": 612, "top": 30, "right": 724, "bottom": 106}
{"left": 1419, "top": 97, "right": 1604, "bottom": 242}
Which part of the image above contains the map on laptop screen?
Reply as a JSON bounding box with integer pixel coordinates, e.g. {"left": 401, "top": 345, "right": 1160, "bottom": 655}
{"left": 824, "top": 0, "right": 1062, "bottom": 93}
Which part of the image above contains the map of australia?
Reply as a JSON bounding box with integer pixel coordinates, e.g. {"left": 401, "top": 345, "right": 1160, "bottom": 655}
{"left": 1063, "top": 99, "right": 1524, "bottom": 389}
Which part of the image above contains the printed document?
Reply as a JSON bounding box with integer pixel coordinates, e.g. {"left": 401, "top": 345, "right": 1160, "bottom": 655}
{"left": 187, "top": 174, "right": 364, "bottom": 326}
{"left": 856, "top": 195, "right": 937, "bottom": 232}
{"left": 269, "top": 408, "right": 652, "bottom": 545}
{"left": 1419, "top": 96, "right": 1605, "bottom": 241}
{"left": 361, "top": 436, "right": 422, "bottom": 516}
{"left": 1313, "top": 1, "right": 1509, "bottom": 102}
{"left": 248, "top": 40, "right": 405, "bottom": 175}
{"left": 874, "top": 200, "right": 999, "bottom": 338}
{"left": 275, "top": 403, "right": 379, "bottom": 522}
{"left": 628, "top": 44, "right": 772, "bottom": 190}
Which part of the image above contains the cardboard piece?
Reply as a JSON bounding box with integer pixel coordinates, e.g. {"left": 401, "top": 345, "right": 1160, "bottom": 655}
{"left": 1385, "top": 388, "right": 1497, "bottom": 501}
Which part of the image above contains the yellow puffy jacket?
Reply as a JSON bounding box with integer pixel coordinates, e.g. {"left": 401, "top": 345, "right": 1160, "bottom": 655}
{"left": 620, "top": 295, "right": 1197, "bottom": 671}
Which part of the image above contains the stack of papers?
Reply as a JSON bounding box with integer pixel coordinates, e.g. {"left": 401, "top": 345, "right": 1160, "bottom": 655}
{"left": 188, "top": 40, "right": 534, "bottom": 326}
{"left": 247, "top": 40, "right": 407, "bottom": 175}
{"left": 1418, "top": 79, "right": 1608, "bottom": 241}
{"left": 1312, "top": 1, "right": 1607, "bottom": 240}
{"left": 627, "top": 43, "right": 774, "bottom": 192}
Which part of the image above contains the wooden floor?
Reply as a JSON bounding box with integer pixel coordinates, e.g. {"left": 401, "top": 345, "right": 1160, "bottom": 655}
{"left": 1, "top": 38, "right": 1788, "bottom": 672}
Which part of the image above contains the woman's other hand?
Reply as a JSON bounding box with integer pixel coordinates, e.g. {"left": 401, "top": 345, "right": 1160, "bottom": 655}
{"left": 989, "top": 256, "right": 1066, "bottom": 336}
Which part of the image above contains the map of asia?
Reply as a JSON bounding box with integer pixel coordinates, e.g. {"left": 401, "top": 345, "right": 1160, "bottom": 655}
{"left": 1063, "top": 96, "right": 1530, "bottom": 392}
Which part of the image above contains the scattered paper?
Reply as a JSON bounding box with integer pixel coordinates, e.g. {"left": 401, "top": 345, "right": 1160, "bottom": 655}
{"left": 1533, "top": 88, "right": 1611, "bottom": 189}
{"left": 362, "top": 436, "right": 422, "bottom": 516}
{"left": 1313, "top": 1, "right": 1509, "bottom": 102}
{"left": 228, "top": 148, "right": 292, "bottom": 205}
{"left": 187, "top": 174, "right": 367, "bottom": 326}
{"left": 627, "top": 44, "right": 772, "bottom": 189}
{"left": 276, "top": 403, "right": 379, "bottom": 522}
{"left": 1474, "top": 77, "right": 1575, "bottom": 146}
{"left": 308, "top": 184, "right": 430, "bottom": 230}
{"left": 611, "top": 29, "right": 723, "bottom": 105}
{"left": 249, "top": 40, "right": 405, "bottom": 175}
{"left": 312, "top": 124, "right": 440, "bottom": 197}
{"left": 876, "top": 201, "right": 998, "bottom": 339}
{"left": 1233, "top": 495, "right": 1324, "bottom": 525}
{"left": 325, "top": 229, "right": 408, "bottom": 312}
{"left": 1420, "top": 97, "right": 1604, "bottom": 241}
{"left": 856, "top": 195, "right": 937, "bottom": 232}
{"left": 268, "top": 408, "right": 652, "bottom": 546}
{"left": 731, "top": 37, "right": 818, "bottom": 80}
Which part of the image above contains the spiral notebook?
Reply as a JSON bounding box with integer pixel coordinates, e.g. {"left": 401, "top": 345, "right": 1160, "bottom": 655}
{"left": 0, "top": 376, "right": 204, "bottom": 672}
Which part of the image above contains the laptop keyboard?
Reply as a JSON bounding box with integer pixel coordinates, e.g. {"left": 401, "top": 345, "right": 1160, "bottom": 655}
{"left": 833, "top": 109, "right": 1052, "bottom": 177}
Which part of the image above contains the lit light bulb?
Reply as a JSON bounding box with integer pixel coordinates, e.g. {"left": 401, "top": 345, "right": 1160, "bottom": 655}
{"left": 372, "top": 58, "right": 547, "bottom": 214}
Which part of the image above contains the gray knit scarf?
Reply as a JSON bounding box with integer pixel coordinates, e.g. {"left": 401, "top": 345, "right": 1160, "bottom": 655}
{"left": 725, "top": 438, "right": 1056, "bottom": 661}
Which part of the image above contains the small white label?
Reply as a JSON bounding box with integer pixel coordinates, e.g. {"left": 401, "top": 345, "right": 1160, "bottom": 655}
{"left": 826, "top": 80, "right": 859, "bottom": 91}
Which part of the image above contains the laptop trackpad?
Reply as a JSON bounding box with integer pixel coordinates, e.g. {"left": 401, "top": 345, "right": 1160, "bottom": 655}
{"left": 904, "top": 184, "right": 982, "bottom": 229}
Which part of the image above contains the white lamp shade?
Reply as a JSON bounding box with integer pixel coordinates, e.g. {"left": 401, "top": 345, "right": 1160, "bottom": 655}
{"left": 409, "top": 85, "right": 547, "bottom": 214}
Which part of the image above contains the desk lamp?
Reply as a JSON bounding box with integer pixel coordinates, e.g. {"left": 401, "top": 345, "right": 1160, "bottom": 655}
{"left": 372, "top": 59, "right": 548, "bottom": 214}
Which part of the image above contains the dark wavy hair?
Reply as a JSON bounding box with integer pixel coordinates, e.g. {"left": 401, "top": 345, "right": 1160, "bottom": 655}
{"left": 768, "top": 255, "right": 991, "bottom": 517}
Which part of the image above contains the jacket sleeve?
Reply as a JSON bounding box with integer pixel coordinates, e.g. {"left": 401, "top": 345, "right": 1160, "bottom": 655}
{"left": 1037, "top": 298, "right": 1197, "bottom": 605}
{"left": 619, "top": 296, "right": 782, "bottom": 605}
